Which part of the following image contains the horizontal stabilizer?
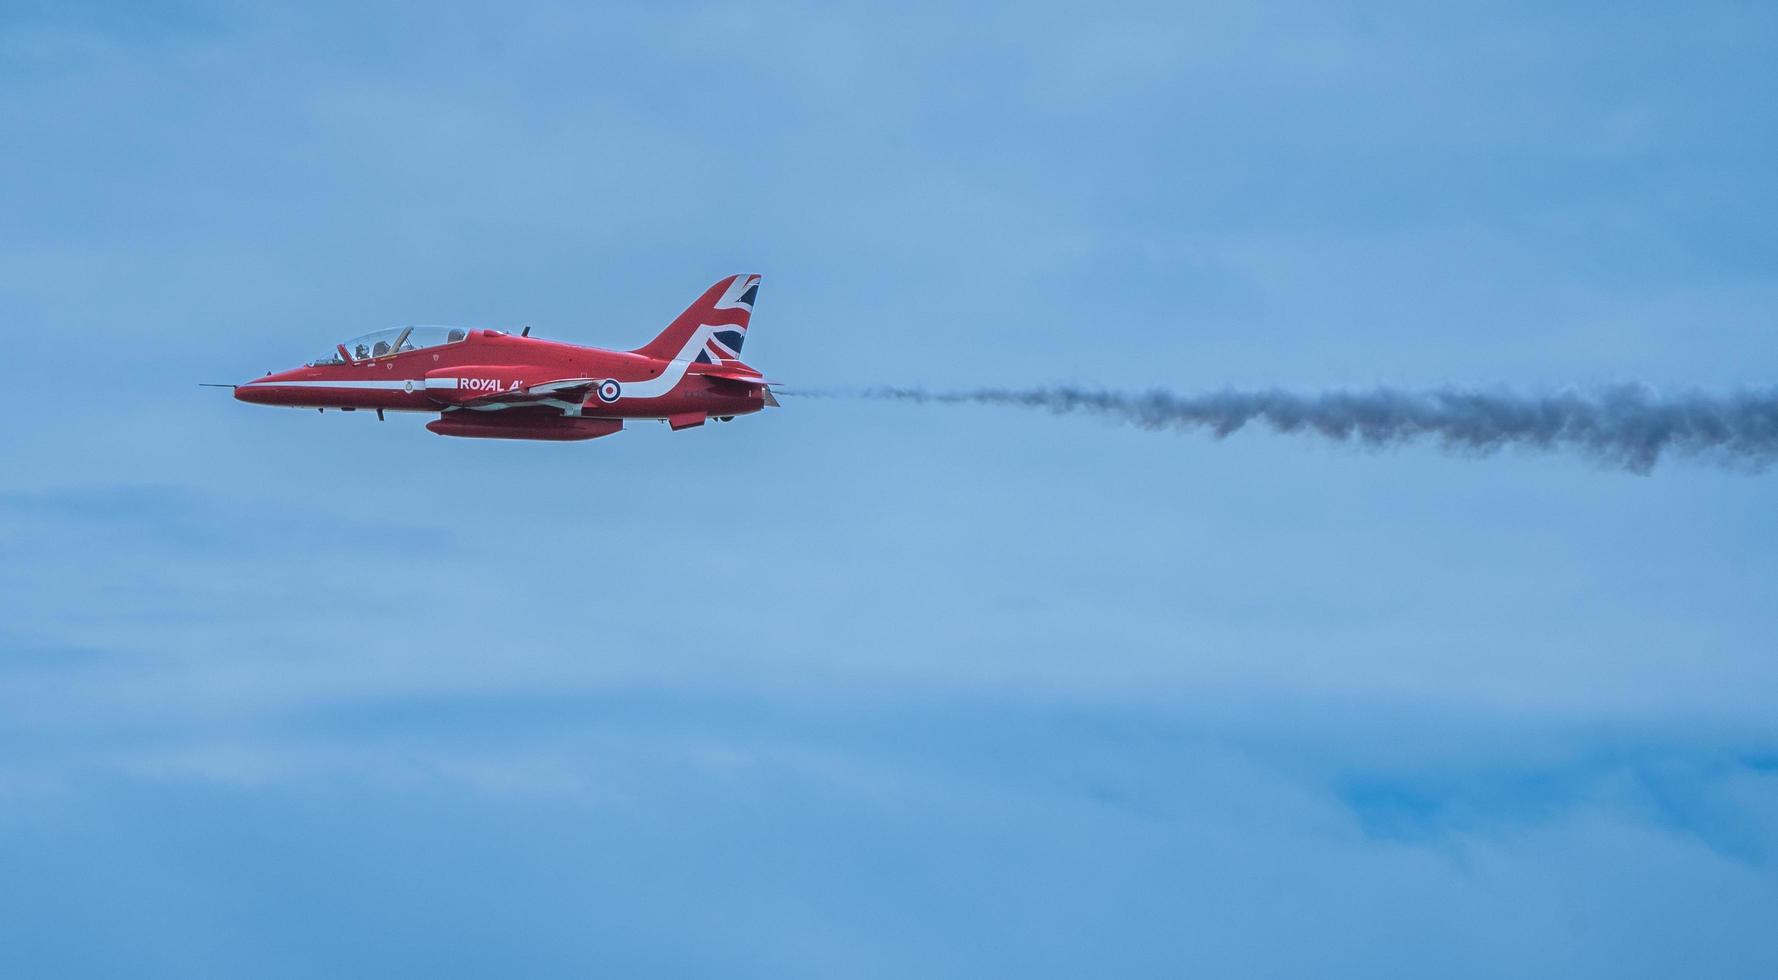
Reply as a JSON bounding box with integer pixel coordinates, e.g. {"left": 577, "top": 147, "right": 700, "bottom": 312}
{"left": 701, "top": 365, "right": 776, "bottom": 386}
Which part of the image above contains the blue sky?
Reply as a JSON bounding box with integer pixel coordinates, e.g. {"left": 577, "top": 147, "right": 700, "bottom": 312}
{"left": 2, "top": 1, "right": 1777, "bottom": 976}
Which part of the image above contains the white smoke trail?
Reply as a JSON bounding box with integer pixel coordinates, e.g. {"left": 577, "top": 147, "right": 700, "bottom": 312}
{"left": 785, "top": 385, "right": 1778, "bottom": 473}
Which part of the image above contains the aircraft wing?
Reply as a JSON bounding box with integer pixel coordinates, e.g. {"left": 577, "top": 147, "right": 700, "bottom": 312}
{"left": 500, "top": 378, "right": 600, "bottom": 400}
{"left": 428, "top": 365, "right": 775, "bottom": 409}
{"left": 427, "top": 372, "right": 600, "bottom": 406}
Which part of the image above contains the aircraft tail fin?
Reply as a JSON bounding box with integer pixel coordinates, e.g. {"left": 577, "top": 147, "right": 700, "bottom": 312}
{"left": 632, "top": 274, "right": 760, "bottom": 364}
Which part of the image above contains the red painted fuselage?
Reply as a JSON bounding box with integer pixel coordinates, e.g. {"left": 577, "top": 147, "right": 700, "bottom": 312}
{"left": 233, "top": 275, "right": 773, "bottom": 441}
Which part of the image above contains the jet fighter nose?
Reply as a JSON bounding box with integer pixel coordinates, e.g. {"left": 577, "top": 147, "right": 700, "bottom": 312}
{"left": 234, "top": 367, "right": 306, "bottom": 404}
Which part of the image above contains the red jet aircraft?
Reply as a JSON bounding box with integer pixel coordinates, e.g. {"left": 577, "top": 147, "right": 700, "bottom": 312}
{"left": 231, "top": 275, "right": 775, "bottom": 441}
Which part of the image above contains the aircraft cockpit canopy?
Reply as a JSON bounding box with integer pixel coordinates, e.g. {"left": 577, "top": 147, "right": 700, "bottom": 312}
{"left": 309, "top": 325, "right": 469, "bottom": 366}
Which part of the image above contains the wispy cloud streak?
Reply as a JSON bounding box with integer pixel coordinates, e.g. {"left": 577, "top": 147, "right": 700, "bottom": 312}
{"left": 790, "top": 385, "right": 1778, "bottom": 473}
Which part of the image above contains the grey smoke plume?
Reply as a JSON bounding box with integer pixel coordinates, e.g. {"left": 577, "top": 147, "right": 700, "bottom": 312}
{"left": 787, "top": 385, "right": 1778, "bottom": 473}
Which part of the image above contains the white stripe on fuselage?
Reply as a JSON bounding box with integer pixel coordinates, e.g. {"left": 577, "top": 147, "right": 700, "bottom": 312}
{"left": 239, "top": 379, "right": 418, "bottom": 390}
{"left": 600, "top": 325, "right": 741, "bottom": 399}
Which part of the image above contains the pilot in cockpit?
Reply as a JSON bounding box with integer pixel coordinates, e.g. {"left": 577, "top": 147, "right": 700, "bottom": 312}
{"left": 355, "top": 343, "right": 369, "bottom": 359}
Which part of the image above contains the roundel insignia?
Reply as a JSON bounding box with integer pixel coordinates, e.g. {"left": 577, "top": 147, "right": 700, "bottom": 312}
{"left": 403, "top": 379, "right": 414, "bottom": 393}
{"left": 597, "top": 379, "right": 622, "bottom": 403}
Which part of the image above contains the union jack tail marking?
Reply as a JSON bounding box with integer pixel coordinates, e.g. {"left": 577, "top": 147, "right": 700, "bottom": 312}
{"left": 631, "top": 274, "right": 760, "bottom": 364}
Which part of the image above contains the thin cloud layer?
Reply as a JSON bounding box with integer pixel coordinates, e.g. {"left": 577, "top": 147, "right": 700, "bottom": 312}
{"left": 2, "top": 0, "right": 1776, "bottom": 976}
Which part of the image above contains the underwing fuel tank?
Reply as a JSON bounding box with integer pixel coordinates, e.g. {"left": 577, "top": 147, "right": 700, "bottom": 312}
{"left": 425, "top": 415, "right": 622, "bottom": 441}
